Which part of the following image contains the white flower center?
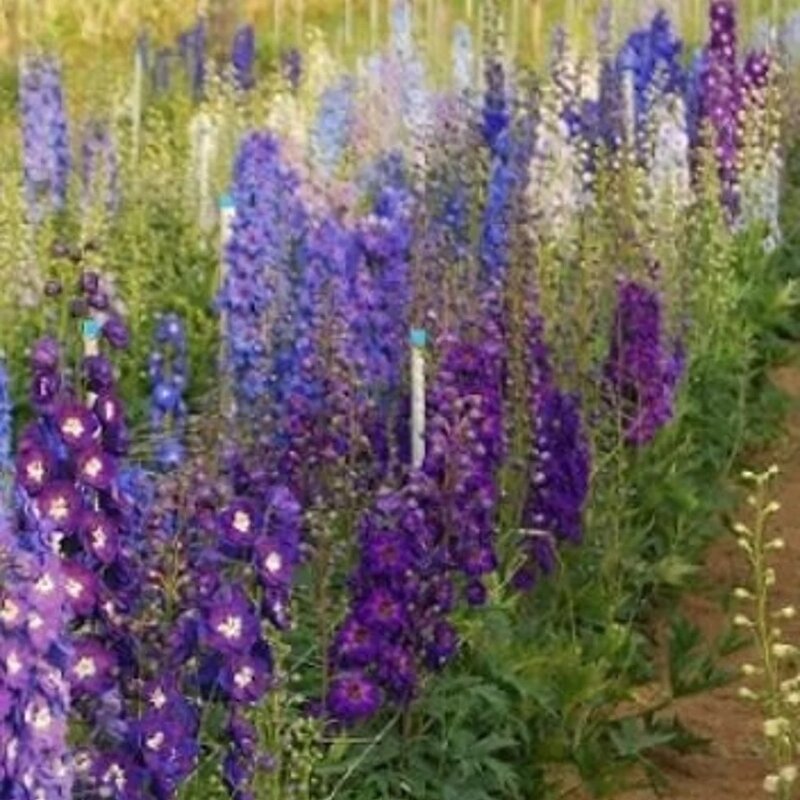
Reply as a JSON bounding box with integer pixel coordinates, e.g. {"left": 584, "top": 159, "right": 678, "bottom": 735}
{"left": 66, "top": 579, "right": 84, "bottom": 599}
{"left": 150, "top": 688, "right": 167, "bottom": 709}
{"left": 62, "top": 417, "right": 85, "bottom": 439}
{"left": 234, "top": 666, "right": 255, "bottom": 689}
{"left": 146, "top": 731, "right": 165, "bottom": 751}
{"left": 103, "top": 764, "right": 126, "bottom": 790}
{"left": 74, "top": 657, "right": 97, "bottom": 680}
{"left": 83, "top": 457, "right": 103, "bottom": 480}
{"left": 1, "top": 598, "right": 20, "bottom": 624}
{"left": 217, "top": 615, "right": 243, "bottom": 640}
{"left": 28, "top": 613, "right": 43, "bottom": 631}
{"left": 92, "top": 527, "right": 107, "bottom": 550}
{"left": 35, "top": 574, "right": 55, "bottom": 596}
{"left": 265, "top": 552, "right": 282, "bottom": 574}
{"left": 7, "top": 650, "right": 22, "bottom": 675}
{"left": 26, "top": 461, "right": 45, "bottom": 483}
{"left": 26, "top": 703, "right": 52, "bottom": 731}
{"left": 232, "top": 510, "right": 252, "bottom": 535}
{"left": 48, "top": 497, "right": 69, "bottom": 521}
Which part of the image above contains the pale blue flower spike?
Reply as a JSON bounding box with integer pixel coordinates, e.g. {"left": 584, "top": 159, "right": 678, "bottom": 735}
{"left": 219, "top": 193, "right": 235, "bottom": 211}
{"left": 82, "top": 319, "right": 102, "bottom": 340}
{"left": 410, "top": 328, "right": 427, "bottom": 348}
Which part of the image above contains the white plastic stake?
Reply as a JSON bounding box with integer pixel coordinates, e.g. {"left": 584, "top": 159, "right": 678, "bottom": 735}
{"left": 345, "top": 0, "right": 354, "bottom": 46}
{"left": 370, "top": 0, "right": 379, "bottom": 48}
{"left": 132, "top": 44, "right": 144, "bottom": 168}
{"left": 275, "top": 0, "right": 283, "bottom": 52}
{"left": 219, "top": 194, "right": 236, "bottom": 414}
{"left": 82, "top": 318, "right": 102, "bottom": 408}
{"left": 410, "top": 328, "right": 427, "bottom": 469}
{"left": 191, "top": 111, "right": 217, "bottom": 232}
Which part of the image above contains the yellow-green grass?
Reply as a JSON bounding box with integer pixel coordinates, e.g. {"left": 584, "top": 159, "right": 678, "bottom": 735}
{"left": 1, "top": 0, "right": 793, "bottom": 65}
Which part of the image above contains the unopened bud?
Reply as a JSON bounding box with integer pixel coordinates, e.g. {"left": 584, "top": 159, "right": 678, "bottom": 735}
{"left": 734, "top": 614, "right": 754, "bottom": 627}
{"left": 766, "top": 568, "right": 777, "bottom": 586}
{"left": 781, "top": 765, "right": 798, "bottom": 785}
{"left": 734, "top": 587, "right": 754, "bottom": 600}
{"left": 764, "top": 718, "right": 790, "bottom": 737}
{"left": 772, "top": 643, "right": 796, "bottom": 659}
{"left": 767, "top": 538, "right": 786, "bottom": 551}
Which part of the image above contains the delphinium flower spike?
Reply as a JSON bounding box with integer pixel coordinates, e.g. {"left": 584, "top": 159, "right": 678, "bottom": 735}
{"left": 699, "top": 0, "right": 741, "bottom": 218}
{"left": 217, "top": 131, "right": 307, "bottom": 419}
{"left": 231, "top": 24, "right": 256, "bottom": 90}
{"left": 0, "top": 506, "right": 73, "bottom": 798}
{"left": 310, "top": 77, "right": 356, "bottom": 179}
{"left": 603, "top": 277, "right": 685, "bottom": 446}
{"left": 19, "top": 55, "right": 72, "bottom": 223}
{"left": 328, "top": 298, "right": 507, "bottom": 724}
{"left": 514, "top": 302, "right": 591, "bottom": 590}
{"left": 149, "top": 313, "right": 189, "bottom": 471}
{"left": 81, "top": 120, "right": 121, "bottom": 216}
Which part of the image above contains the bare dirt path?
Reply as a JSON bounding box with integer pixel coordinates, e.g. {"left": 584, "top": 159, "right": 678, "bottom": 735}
{"left": 616, "top": 362, "right": 800, "bottom": 800}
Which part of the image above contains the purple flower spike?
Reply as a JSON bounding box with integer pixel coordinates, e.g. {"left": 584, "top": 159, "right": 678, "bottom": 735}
{"left": 604, "top": 278, "right": 685, "bottom": 446}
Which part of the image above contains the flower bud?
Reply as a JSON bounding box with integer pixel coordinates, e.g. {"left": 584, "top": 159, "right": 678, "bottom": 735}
{"left": 733, "top": 587, "right": 754, "bottom": 600}
{"left": 780, "top": 765, "right": 798, "bottom": 785}
{"left": 764, "top": 718, "right": 790, "bottom": 737}
{"left": 767, "top": 538, "right": 785, "bottom": 551}
{"left": 734, "top": 614, "right": 753, "bottom": 627}
{"left": 764, "top": 774, "right": 780, "bottom": 793}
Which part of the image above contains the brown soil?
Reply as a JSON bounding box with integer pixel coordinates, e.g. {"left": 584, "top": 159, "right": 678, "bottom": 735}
{"left": 615, "top": 362, "right": 800, "bottom": 800}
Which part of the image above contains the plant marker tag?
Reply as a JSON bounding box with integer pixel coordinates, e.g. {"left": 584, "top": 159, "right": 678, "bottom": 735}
{"left": 132, "top": 44, "right": 144, "bottom": 168}
{"left": 193, "top": 112, "right": 218, "bottom": 232}
{"left": 82, "top": 318, "right": 101, "bottom": 358}
{"left": 219, "top": 194, "right": 237, "bottom": 418}
{"left": 410, "top": 328, "right": 427, "bottom": 469}
{"left": 82, "top": 318, "right": 102, "bottom": 410}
